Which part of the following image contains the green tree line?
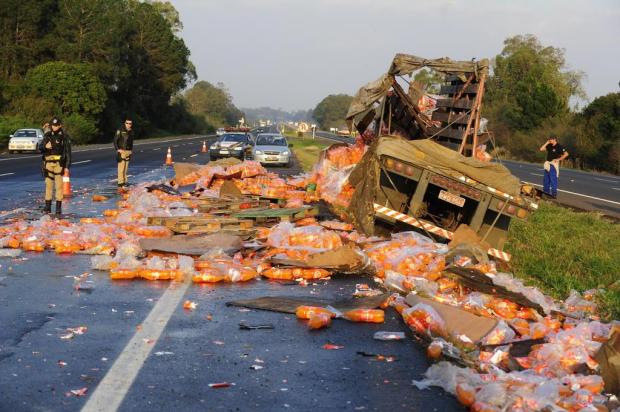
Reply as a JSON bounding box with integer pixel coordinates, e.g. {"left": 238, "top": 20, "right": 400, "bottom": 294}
{"left": 0, "top": 0, "right": 243, "bottom": 145}
{"left": 484, "top": 34, "right": 619, "bottom": 174}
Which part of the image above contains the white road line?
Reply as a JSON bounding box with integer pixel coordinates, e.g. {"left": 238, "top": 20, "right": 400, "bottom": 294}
{"left": 189, "top": 154, "right": 198, "bottom": 158}
{"left": 72, "top": 160, "right": 92, "bottom": 165}
{"left": 612, "top": 188, "right": 620, "bottom": 191}
{"left": 81, "top": 278, "right": 190, "bottom": 412}
{"left": 152, "top": 148, "right": 161, "bottom": 151}
{"left": 530, "top": 173, "right": 544, "bottom": 177}
{"left": 523, "top": 181, "right": 620, "bottom": 206}
{"left": 594, "top": 177, "right": 618, "bottom": 183}
{"left": 0, "top": 172, "right": 15, "bottom": 177}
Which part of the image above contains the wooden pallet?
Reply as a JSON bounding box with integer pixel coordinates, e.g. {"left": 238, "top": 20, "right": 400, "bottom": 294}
{"left": 186, "top": 227, "right": 257, "bottom": 240}
{"left": 147, "top": 216, "right": 254, "bottom": 233}
{"left": 196, "top": 198, "right": 271, "bottom": 213}
{"left": 233, "top": 206, "right": 318, "bottom": 223}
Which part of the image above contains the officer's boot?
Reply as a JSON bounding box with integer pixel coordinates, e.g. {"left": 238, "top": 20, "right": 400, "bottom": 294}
{"left": 43, "top": 200, "right": 52, "bottom": 213}
{"left": 55, "top": 201, "right": 62, "bottom": 215}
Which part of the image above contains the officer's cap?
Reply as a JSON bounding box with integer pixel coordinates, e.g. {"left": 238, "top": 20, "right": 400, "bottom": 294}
{"left": 50, "top": 117, "right": 62, "bottom": 126}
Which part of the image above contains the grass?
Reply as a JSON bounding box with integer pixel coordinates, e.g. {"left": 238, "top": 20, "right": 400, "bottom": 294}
{"left": 506, "top": 202, "right": 620, "bottom": 320}
{"left": 285, "top": 133, "right": 330, "bottom": 171}
{"left": 289, "top": 140, "right": 620, "bottom": 320}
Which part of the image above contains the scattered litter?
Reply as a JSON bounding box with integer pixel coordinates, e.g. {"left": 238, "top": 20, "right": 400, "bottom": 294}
{"left": 65, "top": 387, "right": 88, "bottom": 397}
{"left": 322, "top": 344, "right": 344, "bottom": 350}
{"left": 239, "top": 323, "right": 274, "bottom": 330}
{"left": 373, "top": 331, "right": 405, "bottom": 341}
{"left": 183, "top": 300, "right": 197, "bottom": 310}
{"left": 209, "top": 382, "right": 234, "bottom": 388}
{"left": 155, "top": 351, "right": 174, "bottom": 356}
{"left": 250, "top": 365, "right": 264, "bottom": 370}
{"left": 57, "top": 361, "right": 67, "bottom": 368}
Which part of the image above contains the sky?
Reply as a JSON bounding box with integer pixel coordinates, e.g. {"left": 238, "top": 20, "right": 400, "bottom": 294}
{"left": 169, "top": 0, "right": 620, "bottom": 111}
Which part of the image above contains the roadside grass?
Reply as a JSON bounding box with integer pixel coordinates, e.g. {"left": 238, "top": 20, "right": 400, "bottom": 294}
{"left": 506, "top": 202, "right": 620, "bottom": 320}
{"left": 289, "top": 140, "right": 620, "bottom": 320}
{"left": 286, "top": 134, "right": 330, "bottom": 171}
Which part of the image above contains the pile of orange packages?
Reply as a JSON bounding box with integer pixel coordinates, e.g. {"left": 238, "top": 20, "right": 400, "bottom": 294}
{"left": 1, "top": 139, "right": 618, "bottom": 412}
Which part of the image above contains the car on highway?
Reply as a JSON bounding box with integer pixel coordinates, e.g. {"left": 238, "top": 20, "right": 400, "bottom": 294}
{"left": 7, "top": 128, "right": 45, "bottom": 153}
{"left": 209, "top": 132, "right": 253, "bottom": 161}
{"left": 252, "top": 133, "right": 291, "bottom": 167}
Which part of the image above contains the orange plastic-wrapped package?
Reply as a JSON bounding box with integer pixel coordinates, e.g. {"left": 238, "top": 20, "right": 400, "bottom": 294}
{"left": 295, "top": 306, "right": 336, "bottom": 320}
{"left": 307, "top": 313, "right": 332, "bottom": 330}
{"left": 343, "top": 309, "right": 384, "bottom": 323}
{"left": 402, "top": 303, "right": 446, "bottom": 337}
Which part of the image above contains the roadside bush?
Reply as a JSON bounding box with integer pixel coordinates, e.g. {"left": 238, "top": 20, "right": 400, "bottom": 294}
{"left": 64, "top": 113, "right": 98, "bottom": 145}
{"left": 0, "top": 115, "right": 33, "bottom": 147}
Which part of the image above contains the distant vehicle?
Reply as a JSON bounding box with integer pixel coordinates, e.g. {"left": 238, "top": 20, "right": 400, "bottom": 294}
{"left": 209, "top": 133, "right": 253, "bottom": 161}
{"left": 252, "top": 133, "right": 291, "bottom": 167}
{"left": 8, "top": 128, "right": 45, "bottom": 153}
{"left": 337, "top": 128, "right": 351, "bottom": 136}
{"left": 216, "top": 128, "right": 225, "bottom": 136}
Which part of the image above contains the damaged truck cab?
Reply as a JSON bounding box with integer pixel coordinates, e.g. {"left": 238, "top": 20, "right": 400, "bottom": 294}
{"left": 345, "top": 54, "right": 538, "bottom": 261}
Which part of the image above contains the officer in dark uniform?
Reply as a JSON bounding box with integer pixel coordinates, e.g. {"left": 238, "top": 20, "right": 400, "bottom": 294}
{"left": 41, "top": 117, "right": 72, "bottom": 214}
{"left": 114, "top": 118, "right": 134, "bottom": 187}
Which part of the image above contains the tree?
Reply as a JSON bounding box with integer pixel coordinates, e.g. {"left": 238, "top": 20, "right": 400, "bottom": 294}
{"left": 574, "top": 92, "right": 620, "bottom": 173}
{"left": 24, "top": 61, "right": 106, "bottom": 116}
{"left": 413, "top": 68, "right": 444, "bottom": 94}
{"left": 313, "top": 94, "right": 353, "bottom": 130}
{"left": 0, "top": 0, "right": 56, "bottom": 81}
{"left": 486, "top": 34, "right": 585, "bottom": 131}
{"left": 184, "top": 81, "right": 243, "bottom": 129}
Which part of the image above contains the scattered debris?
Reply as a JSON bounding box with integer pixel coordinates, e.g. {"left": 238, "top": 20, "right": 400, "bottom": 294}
{"left": 239, "top": 323, "right": 274, "bottom": 330}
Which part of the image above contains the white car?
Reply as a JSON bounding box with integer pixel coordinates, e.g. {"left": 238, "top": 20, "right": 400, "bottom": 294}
{"left": 252, "top": 133, "right": 291, "bottom": 167}
{"left": 8, "top": 128, "right": 45, "bottom": 153}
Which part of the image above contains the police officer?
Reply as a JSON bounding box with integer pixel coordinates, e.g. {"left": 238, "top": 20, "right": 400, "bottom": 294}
{"left": 114, "top": 118, "right": 134, "bottom": 187}
{"left": 41, "top": 117, "right": 71, "bottom": 214}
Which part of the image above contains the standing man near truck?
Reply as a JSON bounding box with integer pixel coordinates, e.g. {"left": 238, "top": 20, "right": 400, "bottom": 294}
{"left": 539, "top": 136, "right": 569, "bottom": 198}
{"left": 41, "top": 117, "right": 71, "bottom": 214}
{"left": 114, "top": 118, "right": 134, "bottom": 187}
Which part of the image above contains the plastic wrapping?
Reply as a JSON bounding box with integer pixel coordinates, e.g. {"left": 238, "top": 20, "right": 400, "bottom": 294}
{"left": 402, "top": 303, "right": 446, "bottom": 337}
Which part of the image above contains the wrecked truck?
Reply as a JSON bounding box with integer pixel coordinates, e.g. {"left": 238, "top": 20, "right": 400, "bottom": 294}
{"left": 344, "top": 54, "right": 538, "bottom": 262}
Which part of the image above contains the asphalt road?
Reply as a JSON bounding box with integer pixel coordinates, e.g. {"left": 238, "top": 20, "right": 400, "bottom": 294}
{"left": 315, "top": 131, "right": 620, "bottom": 219}
{"left": 0, "top": 134, "right": 460, "bottom": 411}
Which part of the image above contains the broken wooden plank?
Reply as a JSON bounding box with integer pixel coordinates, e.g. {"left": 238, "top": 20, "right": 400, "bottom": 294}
{"left": 436, "top": 98, "right": 474, "bottom": 109}
{"left": 439, "top": 83, "right": 480, "bottom": 95}
{"left": 432, "top": 111, "right": 471, "bottom": 125}
{"left": 233, "top": 206, "right": 318, "bottom": 223}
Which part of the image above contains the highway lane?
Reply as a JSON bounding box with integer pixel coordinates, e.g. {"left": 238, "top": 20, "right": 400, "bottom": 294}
{"left": 315, "top": 131, "right": 620, "bottom": 218}
{"left": 0, "top": 135, "right": 215, "bottom": 212}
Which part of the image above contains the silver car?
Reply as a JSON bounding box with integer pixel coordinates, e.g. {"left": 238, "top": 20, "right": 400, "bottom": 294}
{"left": 8, "top": 128, "right": 45, "bottom": 153}
{"left": 253, "top": 133, "right": 291, "bottom": 167}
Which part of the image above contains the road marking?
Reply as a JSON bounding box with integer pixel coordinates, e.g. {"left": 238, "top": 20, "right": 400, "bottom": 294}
{"left": 530, "top": 173, "right": 543, "bottom": 177}
{"left": 72, "top": 160, "right": 92, "bottom": 165}
{"left": 81, "top": 278, "right": 190, "bottom": 412}
{"left": 189, "top": 154, "right": 198, "bottom": 158}
{"left": 152, "top": 148, "right": 161, "bottom": 151}
{"left": 612, "top": 188, "right": 620, "bottom": 191}
{"left": 523, "top": 181, "right": 620, "bottom": 206}
{"left": 0, "top": 135, "right": 214, "bottom": 161}
{"left": 0, "top": 172, "right": 15, "bottom": 177}
{"left": 594, "top": 177, "right": 618, "bottom": 183}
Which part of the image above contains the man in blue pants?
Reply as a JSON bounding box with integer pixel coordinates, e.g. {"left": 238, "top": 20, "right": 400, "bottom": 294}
{"left": 539, "top": 136, "right": 569, "bottom": 198}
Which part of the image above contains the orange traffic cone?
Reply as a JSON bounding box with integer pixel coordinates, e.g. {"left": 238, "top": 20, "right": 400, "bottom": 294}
{"left": 201, "top": 141, "right": 207, "bottom": 153}
{"left": 63, "top": 169, "right": 72, "bottom": 197}
{"left": 165, "top": 147, "right": 173, "bottom": 165}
